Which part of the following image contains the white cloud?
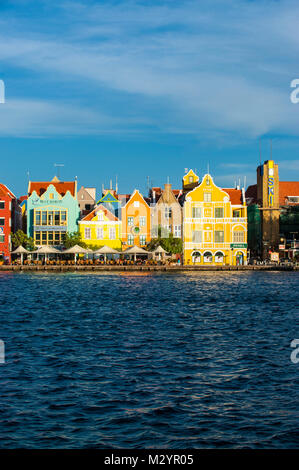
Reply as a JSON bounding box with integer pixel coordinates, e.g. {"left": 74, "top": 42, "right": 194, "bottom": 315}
{"left": 1, "top": 0, "right": 299, "bottom": 138}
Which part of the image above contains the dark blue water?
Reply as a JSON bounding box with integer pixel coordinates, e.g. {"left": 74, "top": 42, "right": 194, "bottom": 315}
{"left": 0, "top": 271, "right": 298, "bottom": 448}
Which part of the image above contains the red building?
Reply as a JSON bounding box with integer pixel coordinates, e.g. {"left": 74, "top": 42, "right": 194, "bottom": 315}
{"left": 0, "top": 184, "right": 22, "bottom": 263}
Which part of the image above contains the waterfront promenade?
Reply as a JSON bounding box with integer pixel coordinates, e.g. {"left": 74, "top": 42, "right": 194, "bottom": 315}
{"left": 0, "top": 264, "right": 297, "bottom": 272}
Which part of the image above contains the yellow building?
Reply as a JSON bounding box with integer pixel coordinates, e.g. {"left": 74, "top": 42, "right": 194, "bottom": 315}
{"left": 183, "top": 173, "right": 247, "bottom": 265}
{"left": 79, "top": 204, "right": 122, "bottom": 249}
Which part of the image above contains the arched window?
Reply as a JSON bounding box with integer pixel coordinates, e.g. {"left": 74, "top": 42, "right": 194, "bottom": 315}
{"left": 203, "top": 251, "right": 213, "bottom": 263}
{"left": 215, "top": 252, "right": 224, "bottom": 263}
{"left": 191, "top": 251, "right": 201, "bottom": 263}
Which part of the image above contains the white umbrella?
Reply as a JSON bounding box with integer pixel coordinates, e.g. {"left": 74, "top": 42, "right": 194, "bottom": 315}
{"left": 94, "top": 245, "right": 120, "bottom": 263}
{"left": 33, "top": 245, "right": 61, "bottom": 262}
{"left": 63, "top": 244, "right": 89, "bottom": 263}
{"left": 124, "top": 245, "right": 149, "bottom": 261}
{"left": 11, "top": 245, "right": 29, "bottom": 265}
{"left": 151, "top": 245, "right": 167, "bottom": 260}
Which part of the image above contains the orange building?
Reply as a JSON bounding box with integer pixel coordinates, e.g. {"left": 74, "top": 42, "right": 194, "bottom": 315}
{"left": 121, "top": 190, "right": 151, "bottom": 248}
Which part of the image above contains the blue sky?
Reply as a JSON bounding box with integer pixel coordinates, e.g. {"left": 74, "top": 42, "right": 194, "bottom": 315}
{"left": 1, "top": 0, "right": 299, "bottom": 197}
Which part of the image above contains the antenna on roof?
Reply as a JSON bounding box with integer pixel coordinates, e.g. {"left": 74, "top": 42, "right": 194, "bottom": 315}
{"left": 207, "top": 162, "right": 210, "bottom": 174}
{"left": 54, "top": 163, "right": 64, "bottom": 179}
{"left": 270, "top": 139, "right": 272, "bottom": 160}
{"left": 167, "top": 176, "right": 170, "bottom": 184}
{"left": 27, "top": 170, "right": 30, "bottom": 181}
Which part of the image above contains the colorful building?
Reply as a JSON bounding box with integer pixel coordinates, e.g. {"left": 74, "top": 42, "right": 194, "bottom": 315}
{"left": 149, "top": 183, "right": 183, "bottom": 238}
{"left": 183, "top": 173, "right": 247, "bottom": 265}
{"left": 246, "top": 159, "right": 299, "bottom": 259}
{"left": 79, "top": 204, "right": 122, "bottom": 249}
{"left": 0, "top": 183, "right": 22, "bottom": 262}
{"left": 121, "top": 190, "right": 151, "bottom": 248}
{"left": 77, "top": 186, "right": 96, "bottom": 217}
{"left": 27, "top": 177, "right": 80, "bottom": 247}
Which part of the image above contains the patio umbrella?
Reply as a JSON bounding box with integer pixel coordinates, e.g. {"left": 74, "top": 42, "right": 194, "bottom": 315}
{"left": 63, "top": 244, "right": 89, "bottom": 263}
{"left": 11, "top": 245, "right": 29, "bottom": 265}
{"left": 151, "top": 245, "right": 167, "bottom": 260}
{"left": 94, "top": 245, "right": 120, "bottom": 262}
{"left": 33, "top": 245, "right": 61, "bottom": 262}
{"left": 124, "top": 245, "right": 149, "bottom": 262}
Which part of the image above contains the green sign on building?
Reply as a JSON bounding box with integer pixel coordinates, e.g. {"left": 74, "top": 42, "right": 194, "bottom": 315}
{"left": 230, "top": 243, "right": 247, "bottom": 248}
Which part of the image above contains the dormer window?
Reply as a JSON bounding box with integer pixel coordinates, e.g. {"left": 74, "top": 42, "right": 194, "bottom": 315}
{"left": 189, "top": 176, "right": 194, "bottom": 183}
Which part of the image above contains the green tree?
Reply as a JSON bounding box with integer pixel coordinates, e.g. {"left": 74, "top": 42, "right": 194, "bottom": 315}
{"left": 11, "top": 230, "right": 35, "bottom": 251}
{"left": 63, "top": 231, "right": 87, "bottom": 249}
{"left": 147, "top": 232, "right": 182, "bottom": 255}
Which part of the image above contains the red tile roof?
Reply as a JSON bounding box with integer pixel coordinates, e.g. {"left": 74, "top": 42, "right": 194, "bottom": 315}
{"left": 0, "top": 183, "right": 16, "bottom": 199}
{"left": 28, "top": 181, "right": 76, "bottom": 197}
{"left": 82, "top": 204, "right": 119, "bottom": 222}
{"left": 279, "top": 182, "right": 299, "bottom": 205}
{"left": 222, "top": 188, "right": 243, "bottom": 205}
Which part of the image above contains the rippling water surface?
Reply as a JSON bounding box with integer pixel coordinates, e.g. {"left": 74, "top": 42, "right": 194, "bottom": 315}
{"left": 0, "top": 271, "right": 298, "bottom": 448}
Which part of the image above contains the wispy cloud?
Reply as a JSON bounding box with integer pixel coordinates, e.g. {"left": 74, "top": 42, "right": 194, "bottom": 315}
{"left": 1, "top": 0, "right": 299, "bottom": 138}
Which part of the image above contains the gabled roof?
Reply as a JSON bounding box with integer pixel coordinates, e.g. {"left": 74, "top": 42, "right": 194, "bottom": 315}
{"left": 0, "top": 183, "right": 16, "bottom": 199}
{"left": 81, "top": 204, "right": 119, "bottom": 221}
{"left": 28, "top": 181, "right": 76, "bottom": 197}
{"left": 222, "top": 188, "right": 243, "bottom": 205}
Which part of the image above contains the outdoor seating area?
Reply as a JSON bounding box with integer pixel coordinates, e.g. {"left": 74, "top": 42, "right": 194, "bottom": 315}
{"left": 10, "top": 244, "right": 176, "bottom": 266}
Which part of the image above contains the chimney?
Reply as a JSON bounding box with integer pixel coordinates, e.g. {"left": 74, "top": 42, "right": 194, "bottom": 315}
{"left": 153, "top": 190, "right": 156, "bottom": 204}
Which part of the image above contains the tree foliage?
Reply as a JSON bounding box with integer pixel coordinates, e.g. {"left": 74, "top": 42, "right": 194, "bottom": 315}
{"left": 147, "top": 231, "right": 182, "bottom": 254}
{"left": 11, "top": 230, "right": 35, "bottom": 251}
{"left": 63, "top": 231, "right": 87, "bottom": 249}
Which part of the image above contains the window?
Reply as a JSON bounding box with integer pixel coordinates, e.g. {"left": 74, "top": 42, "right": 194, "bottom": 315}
{"left": 42, "top": 211, "right": 47, "bottom": 225}
{"left": 85, "top": 204, "right": 91, "bottom": 211}
{"left": 96, "top": 228, "right": 103, "bottom": 239}
{"left": 189, "top": 176, "right": 194, "bottom": 183}
{"left": 42, "top": 232, "right": 47, "bottom": 244}
{"left": 233, "top": 231, "right": 245, "bottom": 243}
{"left": 61, "top": 211, "right": 67, "bottom": 224}
{"left": 215, "top": 207, "right": 224, "bottom": 218}
{"left": 35, "top": 211, "right": 41, "bottom": 225}
{"left": 139, "top": 216, "right": 146, "bottom": 226}
{"left": 0, "top": 201, "right": 4, "bottom": 209}
{"left": 128, "top": 216, "right": 134, "bottom": 226}
{"left": 0, "top": 235, "right": 5, "bottom": 243}
{"left": 192, "top": 251, "right": 201, "bottom": 263}
{"left": 0, "top": 218, "right": 4, "bottom": 226}
{"left": 174, "top": 225, "right": 181, "bottom": 237}
{"left": 49, "top": 193, "right": 54, "bottom": 200}
{"left": 109, "top": 228, "right": 116, "bottom": 239}
{"left": 98, "top": 212, "right": 104, "bottom": 221}
{"left": 134, "top": 201, "right": 140, "bottom": 208}
{"left": 215, "top": 252, "right": 224, "bottom": 263}
{"left": 204, "top": 252, "right": 213, "bottom": 263}
{"left": 233, "top": 210, "right": 240, "bottom": 218}
{"left": 54, "top": 211, "right": 60, "bottom": 225}
{"left": 54, "top": 232, "right": 60, "bottom": 243}
{"left": 164, "top": 207, "right": 172, "bottom": 219}
{"left": 192, "top": 230, "right": 202, "bottom": 243}
{"left": 204, "top": 192, "right": 212, "bottom": 202}
{"left": 127, "top": 234, "right": 134, "bottom": 245}
{"left": 192, "top": 207, "right": 202, "bottom": 218}
{"left": 85, "top": 227, "right": 91, "bottom": 239}
{"left": 48, "top": 232, "right": 54, "bottom": 245}
{"left": 288, "top": 196, "right": 299, "bottom": 203}
{"left": 48, "top": 211, "right": 53, "bottom": 225}
{"left": 215, "top": 231, "right": 224, "bottom": 243}
{"left": 35, "top": 231, "right": 41, "bottom": 243}
{"left": 140, "top": 235, "right": 146, "bottom": 245}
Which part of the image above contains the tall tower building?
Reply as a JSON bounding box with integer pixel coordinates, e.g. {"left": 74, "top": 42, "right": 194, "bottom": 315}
{"left": 257, "top": 160, "right": 280, "bottom": 258}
